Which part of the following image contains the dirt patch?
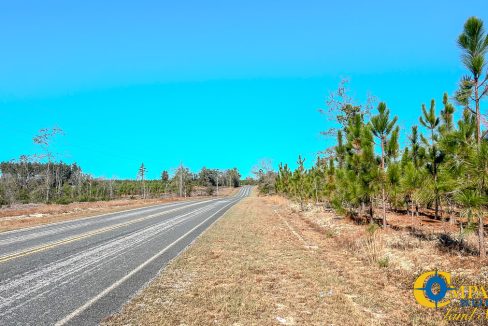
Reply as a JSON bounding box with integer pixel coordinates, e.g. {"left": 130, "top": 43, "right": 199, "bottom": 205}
{"left": 102, "top": 193, "right": 472, "bottom": 325}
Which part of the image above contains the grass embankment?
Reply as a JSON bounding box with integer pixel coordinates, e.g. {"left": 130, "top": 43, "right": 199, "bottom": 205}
{"left": 0, "top": 187, "right": 237, "bottom": 232}
{"left": 103, "top": 191, "right": 484, "bottom": 325}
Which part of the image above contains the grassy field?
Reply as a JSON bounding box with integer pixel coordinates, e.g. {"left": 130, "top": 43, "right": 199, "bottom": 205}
{"left": 102, "top": 190, "right": 488, "bottom": 325}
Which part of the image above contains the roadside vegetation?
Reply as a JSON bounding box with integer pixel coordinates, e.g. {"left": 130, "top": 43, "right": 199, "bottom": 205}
{"left": 104, "top": 191, "right": 469, "bottom": 326}
{"left": 257, "top": 17, "right": 488, "bottom": 258}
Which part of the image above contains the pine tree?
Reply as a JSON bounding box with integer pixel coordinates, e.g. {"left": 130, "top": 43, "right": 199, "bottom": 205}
{"left": 401, "top": 162, "right": 424, "bottom": 219}
{"left": 272, "top": 17, "right": 488, "bottom": 259}
{"left": 339, "top": 113, "right": 378, "bottom": 220}
{"left": 292, "top": 156, "right": 307, "bottom": 210}
{"left": 408, "top": 126, "right": 425, "bottom": 169}
{"left": 455, "top": 17, "right": 488, "bottom": 145}
{"left": 462, "top": 141, "right": 488, "bottom": 257}
{"left": 419, "top": 100, "right": 443, "bottom": 220}
{"left": 370, "top": 102, "right": 398, "bottom": 227}
{"left": 440, "top": 93, "right": 455, "bottom": 135}
{"left": 335, "top": 130, "right": 346, "bottom": 169}
{"left": 138, "top": 163, "right": 147, "bottom": 199}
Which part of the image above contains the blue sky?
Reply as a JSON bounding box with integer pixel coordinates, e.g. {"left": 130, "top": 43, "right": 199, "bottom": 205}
{"left": 1, "top": 1, "right": 487, "bottom": 179}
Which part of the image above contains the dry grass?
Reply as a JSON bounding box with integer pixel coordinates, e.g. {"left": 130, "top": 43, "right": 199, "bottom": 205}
{"left": 0, "top": 187, "right": 238, "bottom": 232}
{"left": 102, "top": 192, "right": 468, "bottom": 326}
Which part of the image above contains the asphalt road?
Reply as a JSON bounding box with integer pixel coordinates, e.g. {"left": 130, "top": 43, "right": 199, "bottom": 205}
{"left": 0, "top": 186, "right": 252, "bottom": 325}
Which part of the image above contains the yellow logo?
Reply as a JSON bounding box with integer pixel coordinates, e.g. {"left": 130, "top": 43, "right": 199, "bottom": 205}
{"left": 414, "top": 271, "right": 455, "bottom": 308}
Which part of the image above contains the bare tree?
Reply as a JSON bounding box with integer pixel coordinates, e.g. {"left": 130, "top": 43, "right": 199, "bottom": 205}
{"left": 251, "top": 158, "right": 273, "bottom": 176}
{"left": 179, "top": 162, "right": 183, "bottom": 197}
{"left": 33, "top": 127, "right": 64, "bottom": 203}
{"left": 108, "top": 177, "right": 115, "bottom": 199}
{"left": 252, "top": 159, "right": 276, "bottom": 195}
{"left": 216, "top": 170, "right": 220, "bottom": 196}
{"left": 319, "top": 78, "right": 376, "bottom": 136}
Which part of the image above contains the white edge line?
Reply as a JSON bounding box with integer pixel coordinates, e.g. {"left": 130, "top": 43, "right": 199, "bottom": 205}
{"left": 0, "top": 197, "right": 214, "bottom": 236}
{"left": 55, "top": 197, "right": 240, "bottom": 326}
{"left": 0, "top": 199, "right": 217, "bottom": 261}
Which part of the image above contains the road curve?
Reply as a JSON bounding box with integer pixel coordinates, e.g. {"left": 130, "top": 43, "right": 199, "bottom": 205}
{"left": 0, "top": 186, "right": 252, "bottom": 325}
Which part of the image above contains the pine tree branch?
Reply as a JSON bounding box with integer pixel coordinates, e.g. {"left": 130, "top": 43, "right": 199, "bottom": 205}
{"left": 466, "top": 105, "right": 477, "bottom": 115}
{"left": 479, "top": 73, "right": 488, "bottom": 88}
{"left": 482, "top": 84, "right": 488, "bottom": 97}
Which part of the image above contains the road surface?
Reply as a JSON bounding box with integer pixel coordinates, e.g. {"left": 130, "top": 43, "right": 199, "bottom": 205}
{"left": 0, "top": 186, "right": 252, "bottom": 325}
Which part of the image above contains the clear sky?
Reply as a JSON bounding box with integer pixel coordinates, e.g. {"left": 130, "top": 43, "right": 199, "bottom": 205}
{"left": 1, "top": 1, "right": 487, "bottom": 179}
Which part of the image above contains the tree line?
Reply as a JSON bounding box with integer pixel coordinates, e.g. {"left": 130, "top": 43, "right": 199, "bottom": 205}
{"left": 0, "top": 158, "right": 241, "bottom": 205}
{"left": 1, "top": 132, "right": 241, "bottom": 205}
{"left": 271, "top": 17, "right": 488, "bottom": 257}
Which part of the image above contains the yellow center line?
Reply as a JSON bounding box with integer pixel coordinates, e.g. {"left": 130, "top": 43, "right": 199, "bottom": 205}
{"left": 0, "top": 200, "right": 211, "bottom": 264}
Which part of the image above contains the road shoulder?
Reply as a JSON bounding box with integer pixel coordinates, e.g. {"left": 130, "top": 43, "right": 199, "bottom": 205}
{"left": 103, "top": 193, "right": 446, "bottom": 325}
{"left": 0, "top": 188, "right": 238, "bottom": 233}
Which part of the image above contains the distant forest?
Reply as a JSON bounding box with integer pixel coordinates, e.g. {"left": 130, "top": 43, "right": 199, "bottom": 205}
{"left": 0, "top": 152, "right": 243, "bottom": 205}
